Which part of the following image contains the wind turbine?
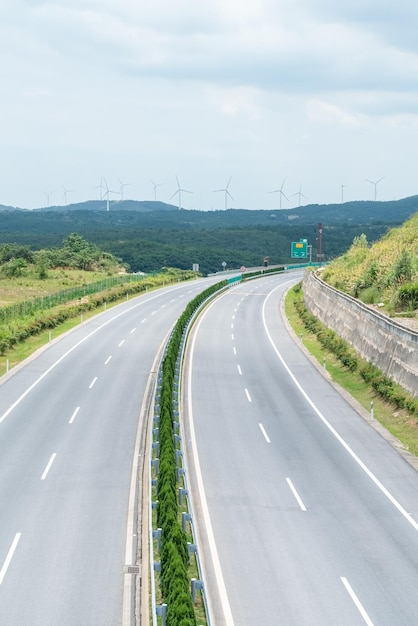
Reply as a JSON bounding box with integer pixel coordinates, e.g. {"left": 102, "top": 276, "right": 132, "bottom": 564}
{"left": 102, "top": 178, "right": 120, "bottom": 211}
{"left": 62, "top": 184, "right": 74, "bottom": 207}
{"left": 169, "top": 176, "right": 192, "bottom": 210}
{"left": 117, "top": 178, "right": 131, "bottom": 202}
{"left": 42, "top": 190, "right": 54, "bottom": 207}
{"left": 341, "top": 183, "right": 347, "bottom": 203}
{"left": 94, "top": 177, "right": 105, "bottom": 200}
{"left": 365, "top": 177, "right": 384, "bottom": 201}
{"left": 214, "top": 176, "right": 233, "bottom": 210}
{"left": 268, "top": 178, "right": 288, "bottom": 209}
{"left": 150, "top": 179, "right": 164, "bottom": 201}
{"left": 291, "top": 183, "right": 307, "bottom": 207}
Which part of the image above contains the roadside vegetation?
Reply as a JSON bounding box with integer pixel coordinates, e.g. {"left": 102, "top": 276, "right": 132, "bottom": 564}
{"left": 0, "top": 235, "right": 197, "bottom": 372}
{"left": 322, "top": 212, "right": 418, "bottom": 318}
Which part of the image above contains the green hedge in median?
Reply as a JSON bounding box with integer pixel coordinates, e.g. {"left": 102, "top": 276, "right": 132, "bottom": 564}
{"left": 155, "top": 280, "right": 226, "bottom": 625}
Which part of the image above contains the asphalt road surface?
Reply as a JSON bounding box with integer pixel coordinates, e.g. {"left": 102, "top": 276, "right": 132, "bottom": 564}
{"left": 184, "top": 273, "right": 418, "bottom": 626}
{"left": 0, "top": 277, "right": 218, "bottom": 626}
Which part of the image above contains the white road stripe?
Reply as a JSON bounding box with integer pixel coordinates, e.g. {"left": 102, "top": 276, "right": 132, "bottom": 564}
{"left": 237, "top": 365, "right": 242, "bottom": 376}
{"left": 262, "top": 284, "right": 418, "bottom": 533}
{"left": 259, "top": 423, "right": 271, "bottom": 443}
{"left": 41, "top": 453, "right": 56, "bottom": 480}
{"left": 141, "top": 318, "right": 147, "bottom": 323}
{"left": 130, "top": 328, "right": 136, "bottom": 334}
{"left": 245, "top": 388, "right": 252, "bottom": 402}
{"left": 233, "top": 347, "right": 237, "bottom": 355}
{"left": 104, "top": 356, "right": 112, "bottom": 365}
{"left": 231, "top": 323, "right": 234, "bottom": 329}
{"left": 69, "top": 406, "right": 80, "bottom": 424}
{"left": 0, "top": 534, "right": 21, "bottom": 585}
{"left": 286, "top": 477, "right": 306, "bottom": 511}
{"left": 89, "top": 377, "right": 97, "bottom": 389}
{"left": 341, "top": 577, "right": 374, "bottom": 625}
{"left": 231, "top": 333, "right": 234, "bottom": 341}
{"left": 118, "top": 340, "right": 125, "bottom": 347}
{"left": 187, "top": 306, "right": 235, "bottom": 626}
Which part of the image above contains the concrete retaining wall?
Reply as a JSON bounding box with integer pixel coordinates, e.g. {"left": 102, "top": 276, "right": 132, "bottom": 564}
{"left": 303, "top": 270, "right": 418, "bottom": 398}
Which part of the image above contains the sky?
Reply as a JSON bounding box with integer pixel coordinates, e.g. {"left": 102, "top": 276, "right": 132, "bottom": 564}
{"left": 1, "top": 0, "right": 418, "bottom": 210}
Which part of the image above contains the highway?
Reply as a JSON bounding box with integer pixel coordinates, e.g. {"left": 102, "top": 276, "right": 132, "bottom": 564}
{"left": 0, "top": 277, "right": 218, "bottom": 625}
{"left": 184, "top": 273, "right": 418, "bottom": 625}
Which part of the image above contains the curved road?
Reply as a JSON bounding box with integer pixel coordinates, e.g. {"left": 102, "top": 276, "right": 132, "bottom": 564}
{"left": 0, "top": 277, "right": 219, "bottom": 625}
{"left": 184, "top": 273, "right": 418, "bottom": 625}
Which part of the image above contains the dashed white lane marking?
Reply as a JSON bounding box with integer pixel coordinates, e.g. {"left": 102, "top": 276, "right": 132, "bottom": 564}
{"left": 118, "top": 340, "right": 125, "bottom": 347}
{"left": 262, "top": 283, "right": 418, "bottom": 532}
{"left": 41, "top": 453, "right": 56, "bottom": 480}
{"left": 340, "top": 577, "right": 374, "bottom": 626}
{"left": 89, "top": 377, "right": 97, "bottom": 389}
{"left": 233, "top": 347, "right": 237, "bottom": 355}
{"left": 237, "top": 365, "right": 242, "bottom": 376}
{"left": 245, "top": 388, "right": 252, "bottom": 402}
{"left": 130, "top": 328, "right": 136, "bottom": 334}
{"left": 69, "top": 407, "right": 80, "bottom": 424}
{"left": 286, "top": 477, "right": 306, "bottom": 511}
{"left": 104, "top": 356, "right": 112, "bottom": 365}
{"left": 258, "top": 423, "right": 270, "bottom": 443}
{"left": 141, "top": 318, "right": 147, "bottom": 323}
{"left": 0, "top": 534, "right": 21, "bottom": 585}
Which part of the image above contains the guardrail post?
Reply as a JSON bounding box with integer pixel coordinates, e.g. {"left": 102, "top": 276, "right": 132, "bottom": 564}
{"left": 191, "top": 578, "right": 204, "bottom": 604}
{"left": 156, "top": 604, "right": 167, "bottom": 626}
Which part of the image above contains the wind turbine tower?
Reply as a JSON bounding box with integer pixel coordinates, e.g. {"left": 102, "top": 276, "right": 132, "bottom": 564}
{"left": 292, "top": 183, "right": 306, "bottom": 207}
{"left": 150, "top": 179, "right": 164, "bottom": 201}
{"left": 366, "top": 177, "right": 384, "bottom": 201}
{"left": 169, "top": 176, "right": 192, "bottom": 210}
{"left": 102, "top": 178, "right": 120, "bottom": 211}
{"left": 268, "top": 178, "right": 288, "bottom": 209}
{"left": 43, "top": 190, "right": 54, "bottom": 207}
{"left": 62, "top": 185, "right": 74, "bottom": 207}
{"left": 117, "top": 178, "right": 131, "bottom": 202}
{"left": 341, "top": 183, "right": 347, "bottom": 204}
{"left": 214, "top": 176, "right": 234, "bottom": 210}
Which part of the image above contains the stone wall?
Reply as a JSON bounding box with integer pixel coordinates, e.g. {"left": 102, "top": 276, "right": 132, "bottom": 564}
{"left": 303, "top": 270, "right": 418, "bottom": 398}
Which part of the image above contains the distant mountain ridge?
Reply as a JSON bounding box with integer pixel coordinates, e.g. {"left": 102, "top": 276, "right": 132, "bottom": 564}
{"left": 0, "top": 195, "right": 417, "bottom": 225}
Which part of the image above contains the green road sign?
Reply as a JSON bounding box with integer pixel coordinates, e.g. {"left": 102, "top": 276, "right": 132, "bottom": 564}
{"left": 291, "top": 241, "right": 307, "bottom": 258}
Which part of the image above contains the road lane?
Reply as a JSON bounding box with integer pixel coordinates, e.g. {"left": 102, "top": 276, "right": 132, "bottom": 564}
{"left": 184, "top": 273, "right": 418, "bottom": 625}
{"left": 0, "top": 277, "right": 219, "bottom": 625}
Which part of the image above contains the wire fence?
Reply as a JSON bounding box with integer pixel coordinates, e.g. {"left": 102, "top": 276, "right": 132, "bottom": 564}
{"left": 0, "top": 275, "right": 145, "bottom": 323}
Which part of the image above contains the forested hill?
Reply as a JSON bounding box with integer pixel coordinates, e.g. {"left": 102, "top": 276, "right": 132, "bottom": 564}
{"left": 0, "top": 196, "right": 417, "bottom": 275}
{"left": 1, "top": 194, "right": 418, "bottom": 224}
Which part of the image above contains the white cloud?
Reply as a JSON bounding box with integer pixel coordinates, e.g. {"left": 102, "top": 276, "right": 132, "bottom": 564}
{"left": 0, "top": 0, "right": 417, "bottom": 209}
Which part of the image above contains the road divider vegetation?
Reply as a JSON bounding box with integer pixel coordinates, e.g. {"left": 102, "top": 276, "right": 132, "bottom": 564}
{"left": 151, "top": 280, "right": 227, "bottom": 626}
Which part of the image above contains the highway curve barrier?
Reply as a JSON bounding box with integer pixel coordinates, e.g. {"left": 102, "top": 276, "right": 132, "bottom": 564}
{"left": 151, "top": 280, "right": 227, "bottom": 626}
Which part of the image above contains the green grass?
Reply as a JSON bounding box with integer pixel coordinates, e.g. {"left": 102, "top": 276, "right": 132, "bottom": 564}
{"left": 285, "top": 287, "right": 418, "bottom": 458}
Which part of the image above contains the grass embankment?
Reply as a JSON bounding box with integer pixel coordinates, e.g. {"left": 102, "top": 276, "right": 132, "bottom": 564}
{"left": 0, "top": 267, "right": 197, "bottom": 374}
{"left": 285, "top": 284, "right": 418, "bottom": 458}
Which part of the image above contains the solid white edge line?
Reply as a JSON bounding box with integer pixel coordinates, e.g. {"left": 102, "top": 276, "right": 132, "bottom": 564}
{"left": 0, "top": 287, "right": 184, "bottom": 424}
{"left": 262, "top": 282, "right": 418, "bottom": 533}
{"left": 89, "top": 377, "right": 98, "bottom": 389}
{"left": 0, "top": 533, "right": 21, "bottom": 584}
{"left": 69, "top": 406, "right": 80, "bottom": 424}
{"left": 258, "top": 423, "right": 271, "bottom": 443}
{"left": 245, "top": 388, "right": 252, "bottom": 402}
{"left": 188, "top": 302, "right": 235, "bottom": 626}
{"left": 41, "top": 453, "right": 56, "bottom": 480}
{"left": 340, "top": 577, "right": 374, "bottom": 626}
{"left": 286, "top": 477, "right": 307, "bottom": 511}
